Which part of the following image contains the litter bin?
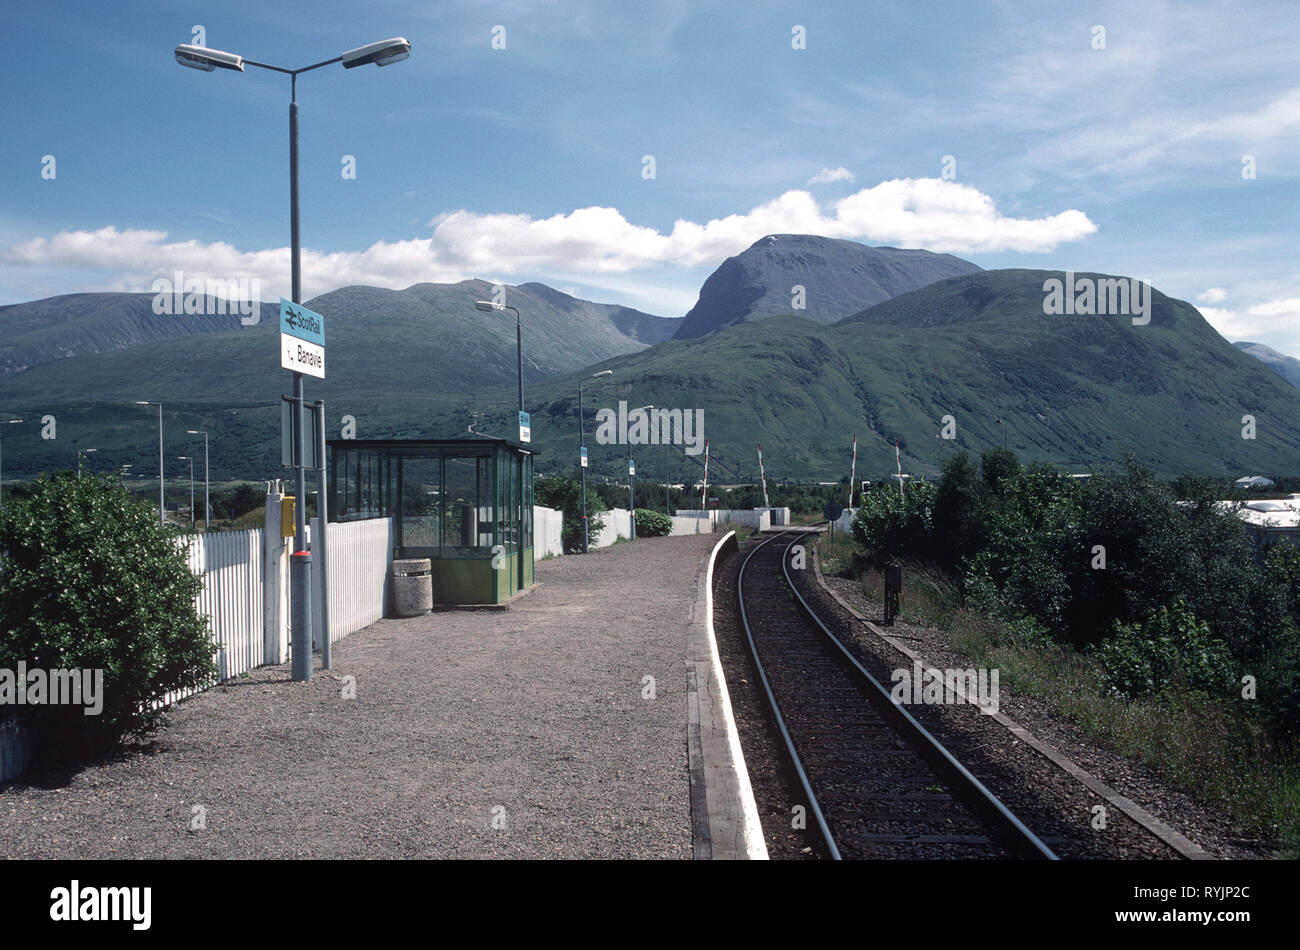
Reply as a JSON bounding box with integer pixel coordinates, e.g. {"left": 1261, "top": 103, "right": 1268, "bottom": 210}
{"left": 390, "top": 557, "right": 433, "bottom": 617}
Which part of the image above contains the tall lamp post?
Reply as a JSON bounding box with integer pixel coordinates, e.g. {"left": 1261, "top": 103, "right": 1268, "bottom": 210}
{"left": 578, "top": 370, "right": 613, "bottom": 553}
{"left": 175, "top": 35, "right": 411, "bottom": 682}
{"left": 628, "top": 405, "right": 653, "bottom": 540}
{"left": 474, "top": 300, "right": 524, "bottom": 415}
{"left": 178, "top": 456, "right": 195, "bottom": 528}
{"left": 77, "top": 447, "right": 98, "bottom": 475}
{"left": 0, "top": 418, "right": 20, "bottom": 507}
{"left": 135, "top": 401, "right": 165, "bottom": 525}
{"left": 187, "top": 429, "right": 210, "bottom": 528}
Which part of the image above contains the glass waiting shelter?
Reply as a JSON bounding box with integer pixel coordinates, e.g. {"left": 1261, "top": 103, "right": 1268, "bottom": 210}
{"left": 327, "top": 438, "right": 535, "bottom": 605}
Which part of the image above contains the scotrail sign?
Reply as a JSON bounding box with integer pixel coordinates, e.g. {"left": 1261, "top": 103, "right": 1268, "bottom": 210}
{"left": 518, "top": 411, "right": 531, "bottom": 444}
{"left": 280, "top": 299, "right": 325, "bottom": 379}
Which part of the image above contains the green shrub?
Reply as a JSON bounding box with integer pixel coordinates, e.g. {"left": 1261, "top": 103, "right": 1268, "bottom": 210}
{"left": 536, "top": 475, "right": 607, "bottom": 554}
{"left": 1098, "top": 601, "right": 1235, "bottom": 700}
{"left": 634, "top": 508, "right": 673, "bottom": 538}
{"left": 0, "top": 472, "right": 217, "bottom": 760}
{"left": 851, "top": 480, "right": 938, "bottom": 568}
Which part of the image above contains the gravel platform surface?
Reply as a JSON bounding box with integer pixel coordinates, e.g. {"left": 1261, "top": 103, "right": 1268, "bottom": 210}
{"left": 0, "top": 533, "right": 721, "bottom": 859}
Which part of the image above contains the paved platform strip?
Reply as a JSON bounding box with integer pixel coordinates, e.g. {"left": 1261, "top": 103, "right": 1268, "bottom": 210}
{"left": 1, "top": 533, "right": 723, "bottom": 859}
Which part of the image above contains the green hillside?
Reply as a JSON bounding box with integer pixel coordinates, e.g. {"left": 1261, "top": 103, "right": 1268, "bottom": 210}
{"left": 3, "top": 269, "right": 1298, "bottom": 486}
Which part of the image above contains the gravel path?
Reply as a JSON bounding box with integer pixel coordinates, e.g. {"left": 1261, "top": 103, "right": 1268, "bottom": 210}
{"left": 0, "top": 533, "right": 720, "bottom": 859}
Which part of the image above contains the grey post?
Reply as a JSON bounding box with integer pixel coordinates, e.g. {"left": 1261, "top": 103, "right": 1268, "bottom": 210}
{"left": 314, "top": 399, "right": 331, "bottom": 670}
{"left": 289, "top": 76, "right": 313, "bottom": 682}
{"left": 172, "top": 34, "right": 412, "bottom": 681}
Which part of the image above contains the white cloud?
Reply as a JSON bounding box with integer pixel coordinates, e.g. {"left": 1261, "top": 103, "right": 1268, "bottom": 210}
{"left": 1199, "top": 297, "right": 1300, "bottom": 341}
{"left": 1198, "top": 287, "right": 1228, "bottom": 303}
{"left": 2, "top": 179, "right": 1096, "bottom": 304}
{"left": 807, "top": 166, "right": 855, "bottom": 186}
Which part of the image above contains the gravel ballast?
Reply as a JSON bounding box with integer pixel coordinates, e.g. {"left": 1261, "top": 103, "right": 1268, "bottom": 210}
{"left": 1, "top": 533, "right": 721, "bottom": 859}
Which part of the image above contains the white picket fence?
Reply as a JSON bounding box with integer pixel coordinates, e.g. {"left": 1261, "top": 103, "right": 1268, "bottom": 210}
{"left": 315, "top": 517, "right": 393, "bottom": 644}
{"left": 179, "top": 529, "right": 264, "bottom": 682}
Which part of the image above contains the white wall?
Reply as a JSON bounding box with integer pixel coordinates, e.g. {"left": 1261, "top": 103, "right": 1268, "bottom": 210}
{"left": 591, "top": 507, "right": 633, "bottom": 549}
{"left": 534, "top": 505, "right": 564, "bottom": 558}
{"left": 674, "top": 509, "right": 773, "bottom": 532}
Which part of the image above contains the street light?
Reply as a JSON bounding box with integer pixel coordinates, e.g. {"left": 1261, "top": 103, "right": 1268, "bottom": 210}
{"left": 578, "top": 370, "right": 613, "bottom": 553}
{"left": 187, "top": 429, "right": 210, "bottom": 528}
{"left": 178, "top": 456, "right": 195, "bottom": 528}
{"left": 474, "top": 300, "right": 524, "bottom": 417}
{"left": 135, "top": 401, "right": 164, "bottom": 525}
{"left": 0, "top": 418, "right": 20, "bottom": 507}
{"left": 176, "top": 34, "right": 411, "bottom": 681}
{"left": 77, "top": 448, "right": 98, "bottom": 475}
{"left": 628, "top": 405, "right": 653, "bottom": 539}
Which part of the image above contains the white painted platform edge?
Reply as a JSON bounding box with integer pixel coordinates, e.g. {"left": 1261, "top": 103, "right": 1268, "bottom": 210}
{"left": 705, "top": 530, "right": 769, "bottom": 860}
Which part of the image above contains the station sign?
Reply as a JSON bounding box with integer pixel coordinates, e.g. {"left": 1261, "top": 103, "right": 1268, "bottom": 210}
{"left": 280, "top": 299, "right": 326, "bottom": 379}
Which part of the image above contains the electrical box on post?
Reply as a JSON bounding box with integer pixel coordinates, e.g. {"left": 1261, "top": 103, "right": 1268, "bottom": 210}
{"left": 281, "top": 496, "right": 295, "bottom": 538}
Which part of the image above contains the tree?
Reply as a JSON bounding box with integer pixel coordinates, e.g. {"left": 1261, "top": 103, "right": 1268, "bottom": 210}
{"left": 535, "top": 475, "right": 607, "bottom": 553}
{"left": 0, "top": 472, "right": 217, "bottom": 761}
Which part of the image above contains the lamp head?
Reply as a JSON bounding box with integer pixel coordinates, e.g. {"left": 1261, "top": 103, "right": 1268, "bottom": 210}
{"left": 174, "top": 44, "right": 245, "bottom": 72}
{"left": 341, "top": 37, "right": 411, "bottom": 69}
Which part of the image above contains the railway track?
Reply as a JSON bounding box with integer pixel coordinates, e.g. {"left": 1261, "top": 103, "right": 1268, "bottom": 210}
{"left": 736, "top": 528, "right": 1058, "bottom": 860}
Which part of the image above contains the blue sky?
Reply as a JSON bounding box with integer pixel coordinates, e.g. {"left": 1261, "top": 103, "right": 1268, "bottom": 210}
{"left": 3, "top": 0, "right": 1299, "bottom": 353}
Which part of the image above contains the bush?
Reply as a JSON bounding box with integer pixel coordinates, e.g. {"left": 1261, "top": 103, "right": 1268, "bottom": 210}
{"left": 1098, "top": 601, "right": 1236, "bottom": 700}
{"left": 535, "top": 475, "right": 606, "bottom": 554}
{"left": 634, "top": 508, "right": 673, "bottom": 538}
{"left": 851, "top": 480, "right": 938, "bottom": 568}
{"left": 0, "top": 472, "right": 217, "bottom": 759}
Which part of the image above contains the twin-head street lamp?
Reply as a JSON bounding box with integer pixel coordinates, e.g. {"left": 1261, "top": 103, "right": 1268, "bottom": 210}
{"left": 0, "top": 418, "right": 20, "bottom": 507}
{"left": 577, "top": 370, "right": 614, "bottom": 553}
{"left": 176, "top": 34, "right": 410, "bottom": 681}
{"left": 135, "top": 401, "right": 165, "bottom": 525}
{"left": 187, "top": 429, "right": 210, "bottom": 528}
{"left": 177, "top": 457, "right": 195, "bottom": 528}
{"left": 474, "top": 300, "right": 524, "bottom": 415}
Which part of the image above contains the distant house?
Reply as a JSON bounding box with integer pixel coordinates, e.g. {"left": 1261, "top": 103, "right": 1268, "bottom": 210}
{"left": 1235, "top": 475, "right": 1276, "bottom": 490}
{"left": 1217, "top": 495, "right": 1300, "bottom": 558}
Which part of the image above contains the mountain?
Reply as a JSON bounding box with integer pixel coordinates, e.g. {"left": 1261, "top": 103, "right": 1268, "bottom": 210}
{"left": 0, "top": 292, "right": 278, "bottom": 377}
{"left": 461, "top": 269, "right": 1300, "bottom": 481}
{"left": 1233, "top": 341, "right": 1300, "bottom": 389}
{"left": 5, "top": 267, "right": 1298, "bottom": 485}
{"left": 672, "top": 234, "right": 981, "bottom": 339}
{"left": 0, "top": 280, "right": 680, "bottom": 405}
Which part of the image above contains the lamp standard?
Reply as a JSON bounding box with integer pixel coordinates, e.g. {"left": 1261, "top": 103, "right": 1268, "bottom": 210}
{"left": 178, "top": 456, "right": 195, "bottom": 528}
{"left": 628, "top": 405, "right": 653, "bottom": 539}
{"left": 473, "top": 300, "right": 524, "bottom": 416}
{"left": 135, "top": 401, "right": 164, "bottom": 525}
{"left": 187, "top": 429, "right": 210, "bottom": 528}
{"left": 175, "top": 34, "right": 411, "bottom": 681}
{"left": 0, "top": 418, "right": 20, "bottom": 507}
{"left": 578, "top": 370, "right": 613, "bottom": 553}
{"left": 77, "top": 448, "right": 98, "bottom": 476}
